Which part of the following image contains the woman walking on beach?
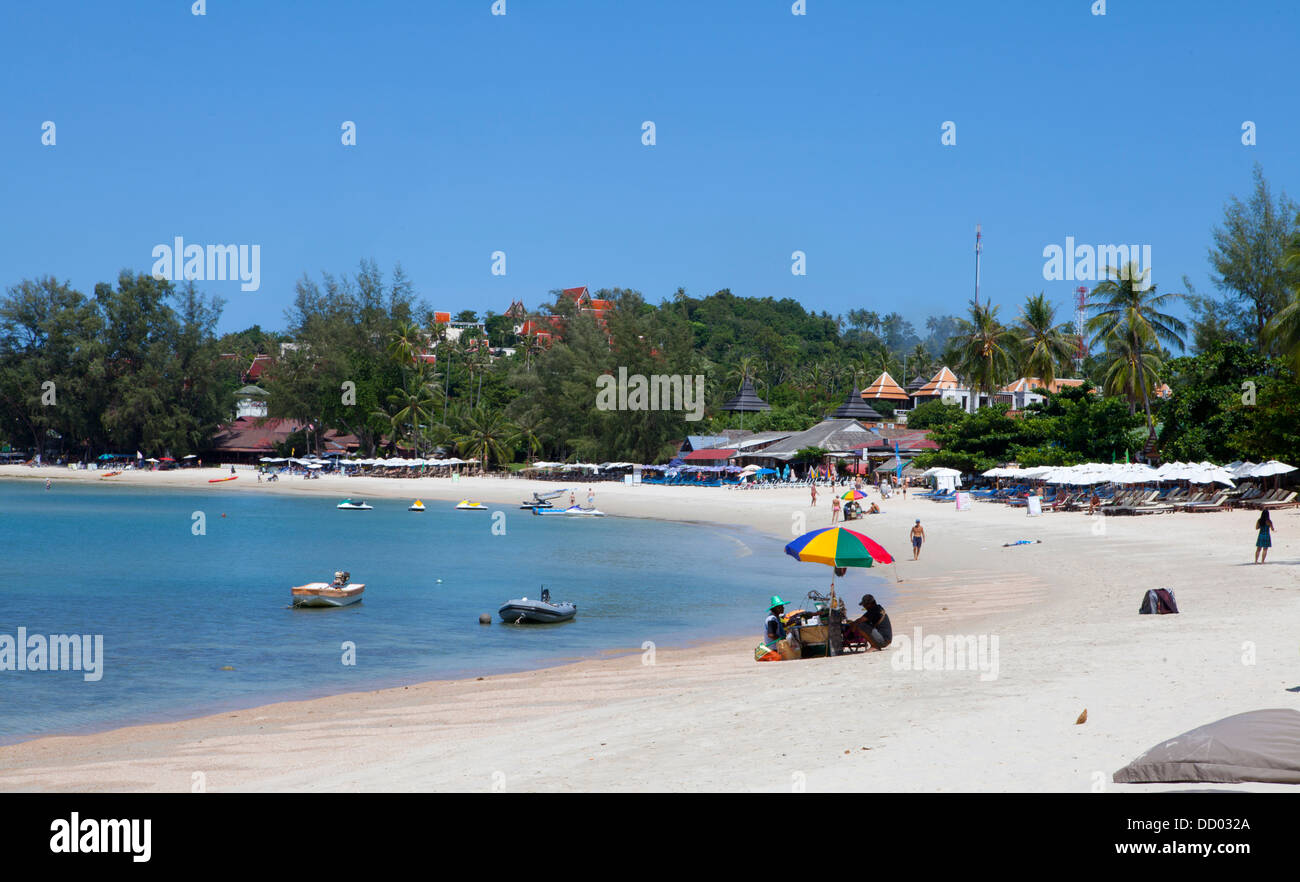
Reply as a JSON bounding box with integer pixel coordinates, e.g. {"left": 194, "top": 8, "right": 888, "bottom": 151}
{"left": 810, "top": 484, "right": 817, "bottom": 507}
{"left": 1255, "top": 510, "right": 1275, "bottom": 563}
{"left": 831, "top": 496, "right": 841, "bottom": 523}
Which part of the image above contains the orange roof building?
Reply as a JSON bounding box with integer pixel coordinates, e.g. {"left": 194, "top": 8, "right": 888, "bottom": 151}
{"left": 999, "top": 377, "right": 1085, "bottom": 395}
{"left": 913, "top": 366, "right": 961, "bottom": 399}
{"left": 862, "top": 371, "right": 910, "bottom": 402}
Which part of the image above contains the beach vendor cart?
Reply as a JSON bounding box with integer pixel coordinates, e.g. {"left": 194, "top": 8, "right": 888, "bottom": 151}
{"left": 781, "top": 526, "right": 896, "bottom": 658}
{"left": 785, "top": 590, "right": 847, "bottom": 658}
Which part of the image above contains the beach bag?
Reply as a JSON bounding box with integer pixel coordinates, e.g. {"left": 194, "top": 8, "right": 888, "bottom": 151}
{"left": 755, "top": 642, "right": 781, "bottom": 662}
{"left": 1139, "top": 588, "right": 1179, "bottom": 615}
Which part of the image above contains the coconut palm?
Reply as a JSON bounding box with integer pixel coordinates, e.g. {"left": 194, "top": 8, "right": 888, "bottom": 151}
{"left": 455, "top": 407, "right": 515, "bottom": 471}
{"left": 1086, "top": 263, "right": 1185, "bottom": 431}
{"left": 947, "top": 302, "right": 1018, "bottom": 410}
{"left": 1262, "top": 226, "right": 1300, "bottom": 370}
{"left": 372, "top": 368, "right": 438, "bottom": 455}
{"left": 387, "top": 321, "right": 425, "bottom": 365}
{"left": 509, "top": 410, "right": 544, "bottom": 462}
{"left": 1016, "top": 292, "right": 1076, "bottom": 386}
{"left": 1099, "top": 330, "right": 1163, "bottom": 413}
{"left": 727, "top": 354, "right": 761, "bottom": 392}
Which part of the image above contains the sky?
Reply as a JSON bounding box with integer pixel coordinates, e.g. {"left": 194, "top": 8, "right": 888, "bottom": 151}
{"left": 2, "top": 0, "right": 1296, "bottom": 338}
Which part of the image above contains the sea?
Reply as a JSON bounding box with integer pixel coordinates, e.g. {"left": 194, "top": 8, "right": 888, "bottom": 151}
{"left": 0, "top": 481, "right": 888, "bottom": 743}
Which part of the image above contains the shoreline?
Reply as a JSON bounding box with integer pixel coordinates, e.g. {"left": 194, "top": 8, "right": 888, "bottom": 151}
{"left": 0, "top": 465, "right": 915, "bottom": 744}
{"left": 3, "top": 464, "right": 1298, "bottom": 791}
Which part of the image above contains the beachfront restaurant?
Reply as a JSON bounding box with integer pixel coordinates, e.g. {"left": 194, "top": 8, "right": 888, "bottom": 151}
{"left": 730, "top": 417, "right": 879, "bottom": 472}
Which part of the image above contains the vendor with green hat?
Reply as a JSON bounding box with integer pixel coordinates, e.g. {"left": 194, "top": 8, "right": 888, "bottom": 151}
{"left": 765, "top": 595, "right": 793, "bottom": 642}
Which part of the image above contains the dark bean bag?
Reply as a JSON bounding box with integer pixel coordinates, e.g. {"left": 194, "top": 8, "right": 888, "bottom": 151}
{"left": 1113, "top": 708, "right": 1300, "bottom": 784}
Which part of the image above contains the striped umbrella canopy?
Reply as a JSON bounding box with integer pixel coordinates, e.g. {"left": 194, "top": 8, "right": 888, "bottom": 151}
{"left": 784, "top": 526, "right": 894, "bottom": 567}
{"left": 840, "top": 489, "right": 868, "bottom": 500}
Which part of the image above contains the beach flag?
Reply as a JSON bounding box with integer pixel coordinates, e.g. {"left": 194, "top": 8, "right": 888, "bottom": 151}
{"left": 895, "top": 441, "right": 902, "bottom": 479}
{"left": 1125, "top": 449, "right": 1130, "bottom": 464}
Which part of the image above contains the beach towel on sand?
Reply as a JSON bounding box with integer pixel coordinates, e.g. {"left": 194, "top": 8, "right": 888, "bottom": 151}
{"left": 1139, "top": 588, "right": 1179, "bottom": 615}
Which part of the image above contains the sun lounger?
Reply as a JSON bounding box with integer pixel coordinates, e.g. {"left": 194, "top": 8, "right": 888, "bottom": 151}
{"left": 1180, "top": 491, "right": 1230, "bottom": 512}
{"left": 1255, "top": 490, "right": 1298, "bottom": 510}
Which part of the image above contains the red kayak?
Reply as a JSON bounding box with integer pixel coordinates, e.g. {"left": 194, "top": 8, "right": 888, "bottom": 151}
{"left": 208, "top": 475, "right": 238, "bottom": 483}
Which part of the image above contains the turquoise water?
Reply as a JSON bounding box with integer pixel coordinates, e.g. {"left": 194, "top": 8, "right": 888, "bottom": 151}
{"left": 0, "top": 481, "right": 888, "bottom": 743}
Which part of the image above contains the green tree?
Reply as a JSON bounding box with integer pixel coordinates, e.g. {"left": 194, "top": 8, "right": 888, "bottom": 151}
{"left": 946, "top": 302, "right": 1018, "bottom": 411}
{"left": 1086, "top": 265, "right": 1185, "bottom": 432}
{"left": 1207, "top": 164, "right": 1300, "bottom": 347}
{"left": 455, "top": 407, "right": 515, "bottom": 470}
{"left": 1016, "top": 292, "right": 1076, "bottom": 384}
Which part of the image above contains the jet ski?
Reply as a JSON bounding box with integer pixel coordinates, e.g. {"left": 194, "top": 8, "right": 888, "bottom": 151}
{"left": 498, "top": 588, "right": 577, "bottom": 624}
{"left": 533, "top": 505, "right": 604, "bottom": 517}
{"left": 455, "top": 500, "right": 489, "bottom": 510}
{"left": 337, "top": 499, "right": 373, "bottom": 510}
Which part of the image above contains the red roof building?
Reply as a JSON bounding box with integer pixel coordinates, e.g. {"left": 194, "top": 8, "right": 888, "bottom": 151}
{"left": 682, "top": 448, "right": 737, "bottom": 462}
{"left": 204, "top": 417, "right": 360, "bottom": 462}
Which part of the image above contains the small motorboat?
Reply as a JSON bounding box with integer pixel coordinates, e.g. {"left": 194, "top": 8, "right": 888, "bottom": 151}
{"left": 455, "top": 500, "right": 488, "bottom": 511}
{"left": 292, "top": 572, "right": 365, "bottom": 608}
{"left": 499, "top": 588, "right": 577, "bottom": 624}
{"left": 337, "top": 499, "right": 373, "bottom": 510}
{"left": 408, "top": 499, "right": 426, "bottom": 512}
{"left": 533, "top": 505, "right": 604, "bottom": 517}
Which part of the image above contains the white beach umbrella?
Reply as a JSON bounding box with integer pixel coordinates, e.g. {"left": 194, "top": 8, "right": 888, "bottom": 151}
{"left": 1249, "top": 460, "right": 1296, "bottom": 478}
{"left": 1197, "top": 467, "right": 1237, "bottom": 487}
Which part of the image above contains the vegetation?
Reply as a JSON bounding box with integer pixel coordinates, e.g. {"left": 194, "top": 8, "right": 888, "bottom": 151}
{"left": 1, "top": 170, "right": 1297, "bottom": 470}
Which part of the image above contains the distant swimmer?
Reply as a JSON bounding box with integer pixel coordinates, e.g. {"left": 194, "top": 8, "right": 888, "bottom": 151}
{"left": 44, "top": 479, "right": 51, "bottom": 490}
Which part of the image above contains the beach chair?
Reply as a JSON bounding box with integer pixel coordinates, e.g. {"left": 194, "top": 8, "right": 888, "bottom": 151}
{"left": 1241, "top": 490, "right": 1282, "bottom": 509}
{"left": 1182, "top": 491, "right": 1230, "bottom": 512}
{"left": 1255, "top": 490, "right": 1298, "bottom": 510}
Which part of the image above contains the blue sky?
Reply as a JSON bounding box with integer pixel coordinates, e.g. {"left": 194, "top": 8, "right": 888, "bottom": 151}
{"left": 2, "top": 0, "right": 1295, "bottom": 338}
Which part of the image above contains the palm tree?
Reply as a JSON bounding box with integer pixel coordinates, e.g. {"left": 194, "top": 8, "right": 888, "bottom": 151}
{"left": 1099, "top": 330, "right": 1163, "bottom": 413}
{"left": 1262, "top": 227, "right": 1300, "bottom": 369}
{"left": 905, "top": 342, "right": 931, "bottom": 383}
{"left": 373, "top": 369, "right": 438, "bottom": 455}
{"left": 727, "top": 354, "right": 761, "bottom": 392}
{"left": 947, "top": 301, "right": 1018, "bottom": 411}
{"left": 387, "top": 321, "right": 425, "bottom": 365}
{"left": 1017, "top": 292, "right": 1076, "bottom": 386}
{"left": 1086, "top": 263, "right": 1185, "bottom": 432}
{"left": 509, "top": 412, "right": 544, "bottom": 463}
{"left": 455, "top": 407, "right": 515, "bottom": 472}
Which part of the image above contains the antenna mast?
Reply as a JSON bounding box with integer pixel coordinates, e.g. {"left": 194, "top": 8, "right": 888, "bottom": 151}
{"left": 974, "top": 224, "right": 982, "bottom": 309}
{"left": 1074, "top": 285, "right": 1089, "bottom": 373}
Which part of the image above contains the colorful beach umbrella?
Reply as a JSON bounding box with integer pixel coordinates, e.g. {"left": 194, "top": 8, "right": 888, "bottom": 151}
{"left": 840, "top": 489, "right": 868, "bottom": 501}
{"left": 784, "top": 526, "right": 895, "bottom": 568}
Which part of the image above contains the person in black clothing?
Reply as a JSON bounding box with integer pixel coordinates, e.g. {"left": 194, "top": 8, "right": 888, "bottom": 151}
{"left": 849, "top": 594, "right": 892, "bottom": 651}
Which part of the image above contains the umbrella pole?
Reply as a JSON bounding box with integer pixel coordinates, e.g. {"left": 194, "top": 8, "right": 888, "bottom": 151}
{"left": 828, "top": 571, "right": 838, "bottom": 657}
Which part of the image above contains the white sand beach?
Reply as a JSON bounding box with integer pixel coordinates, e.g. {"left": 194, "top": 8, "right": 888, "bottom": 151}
{"left": 1, "top": 464, "right": 1297, "bottom": 792}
